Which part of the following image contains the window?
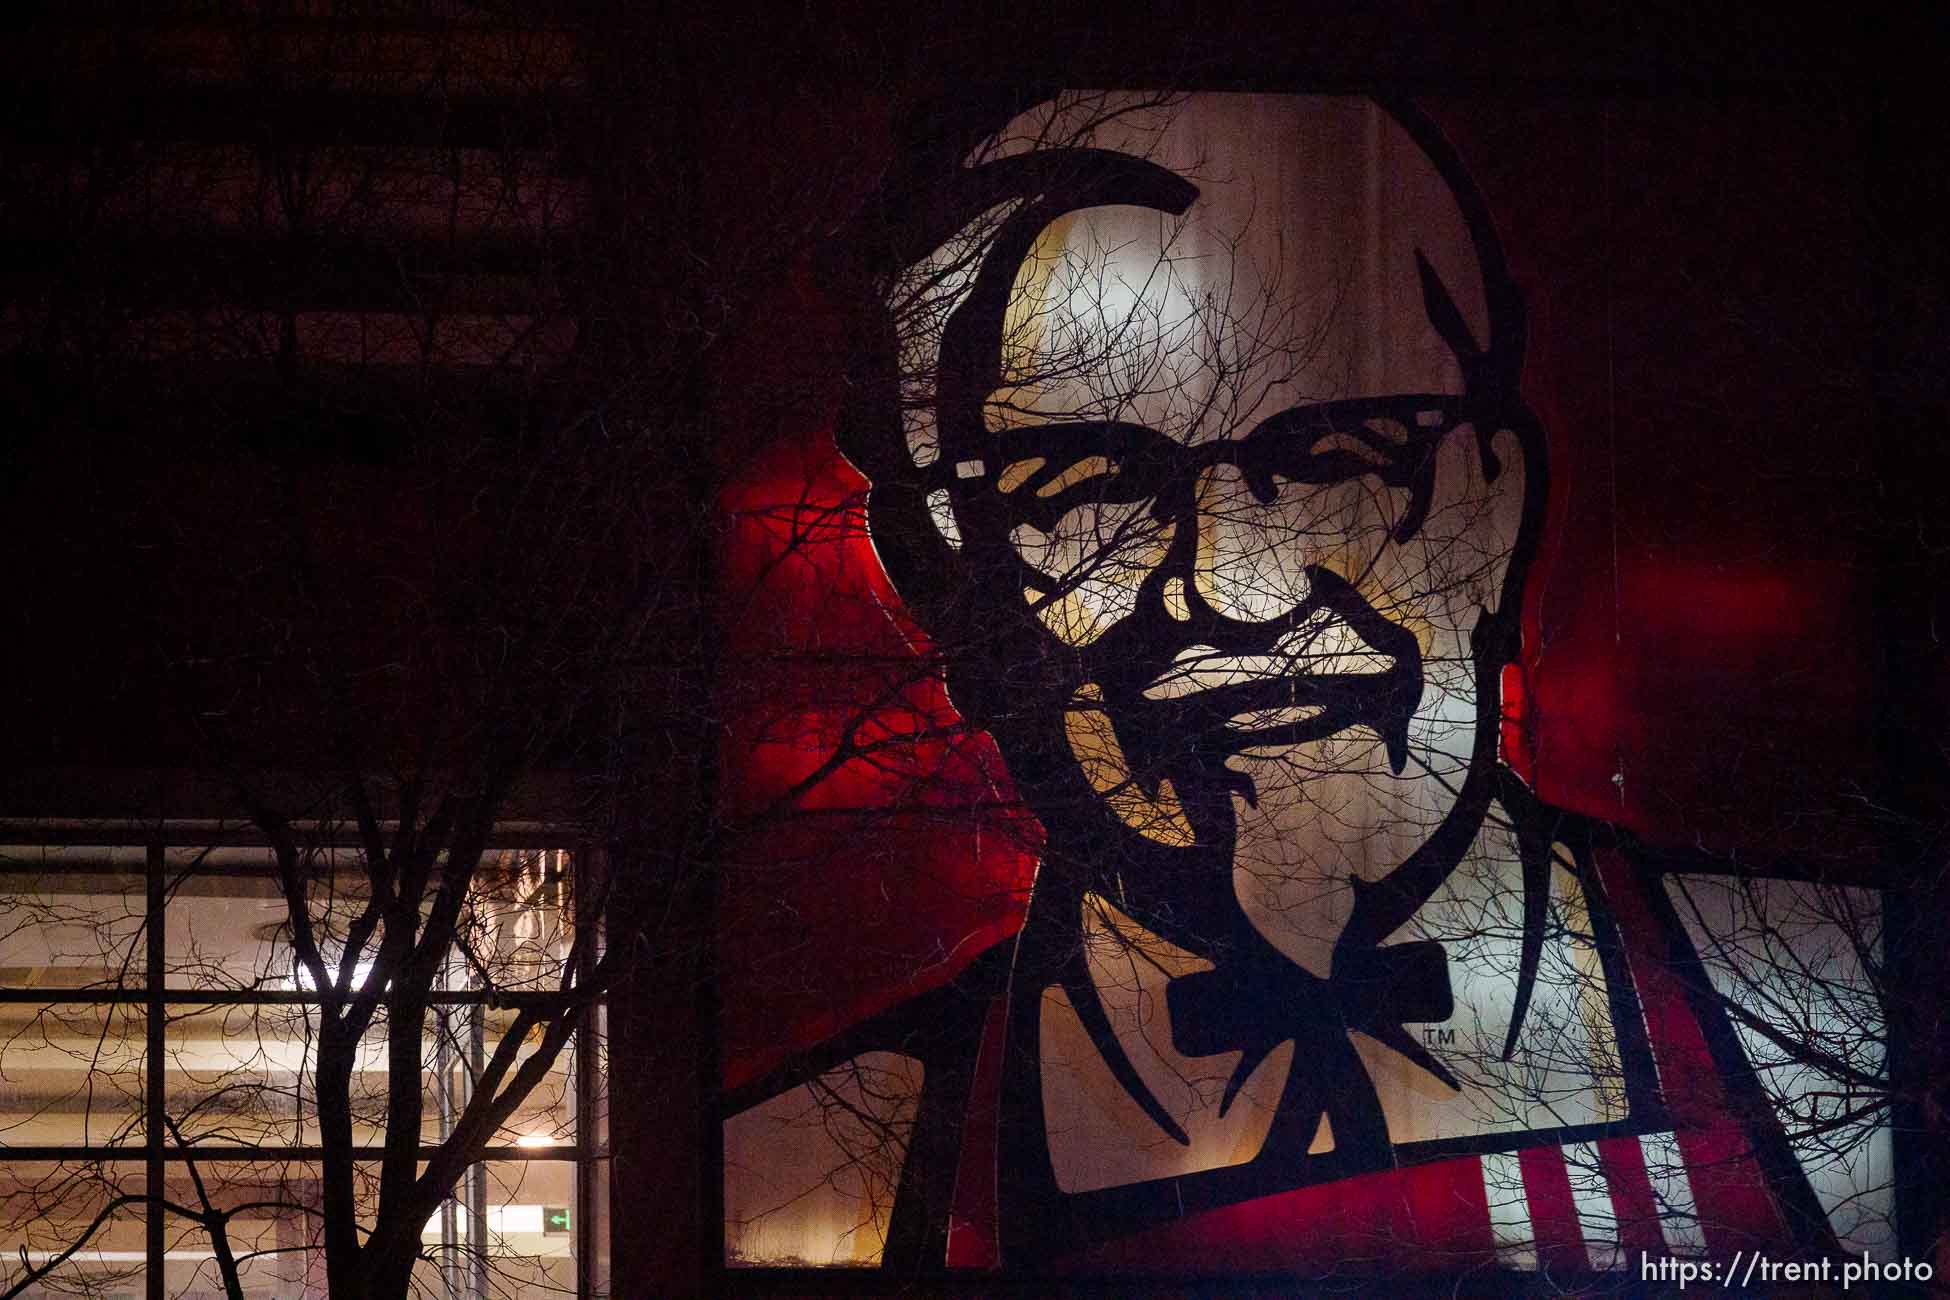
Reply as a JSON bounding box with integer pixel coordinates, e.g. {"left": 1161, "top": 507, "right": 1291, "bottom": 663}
{"left": 0, "top": 829, "right": 606, "bottom": 1300}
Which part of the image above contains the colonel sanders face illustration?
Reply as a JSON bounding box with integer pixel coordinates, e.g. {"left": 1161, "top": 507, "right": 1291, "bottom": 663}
{"left": 840, "top": 94, "right": 1628, "bottom": 1229}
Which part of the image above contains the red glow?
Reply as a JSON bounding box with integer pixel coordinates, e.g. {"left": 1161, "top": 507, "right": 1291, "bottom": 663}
{"left": 1597, "top": 1135, "right": 1668, "bottom": 1257}
{"left": 1500, "top": 660, "right": 1534, "bottom": 783}
{"left": 1054, "top": 1157, "right": 1496, "bottom": 1274}
{"left": 944, "top": 997, "right": 1008, "bottom": 1269}
{"left": 1594, "top": 850, "right": 1787, "bottom": 1250}
{"left": 717, "top": 427, "right": 1035, "bottom": 1089}
{"left": 1517, "top": 1146, "right": 1590, "bottom": 1272}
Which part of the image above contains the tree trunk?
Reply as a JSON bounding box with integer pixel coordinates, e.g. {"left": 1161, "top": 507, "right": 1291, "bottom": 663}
{"left": 315, "top": 1027, "right": 368, "bottom": 1300}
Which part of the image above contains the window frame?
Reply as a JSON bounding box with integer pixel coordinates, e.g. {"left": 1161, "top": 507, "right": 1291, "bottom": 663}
{"left": 0, "top": 821, "right": 606, "bottom": 1300}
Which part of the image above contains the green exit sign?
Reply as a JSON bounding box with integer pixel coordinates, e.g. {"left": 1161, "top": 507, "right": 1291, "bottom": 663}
{"left": 544, "top": 1206, "right": 571, "bottom": 1236}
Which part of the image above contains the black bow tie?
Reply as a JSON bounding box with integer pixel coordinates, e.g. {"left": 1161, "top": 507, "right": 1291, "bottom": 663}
{"left": 1166, "top": 938, "right": 1459, "bottom": 1116}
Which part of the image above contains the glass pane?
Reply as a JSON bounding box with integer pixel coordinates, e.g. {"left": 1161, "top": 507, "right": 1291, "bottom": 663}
{"left": 167, "top": 846, "right": 289, "bottom": 992}
{"left": 148, "top": 1158, "right": 582, "bottom": 1298}
{"left": 152, "top": 1159, "right": 585, "bottom": 1300}
{"left": 166, "top": 1003, "right": 579, "bottom": 1152}
{"left": 0, "top": 1000, "right": 146, "bottom": 1149}
{"left": 473, "top": 1010, "right": 577, "bottom": 1153}
{"left": 169, "top": 846, "right": 579, "bottom": 999}
{"left": 160, "top": 1159, "right": 360, "bottom": 1300}
{"left": 578, "top": 1002, "right": 607, "bottom": 1158}
{"left": 1666, "top": 875, "right": 1894, "bottom": 1259}
{"left": 724, "top": 1051, "right": 925, "bottom": 1267}
{"left": 0, "top": 844, "right": 150, "bottom": 985}
{"left": 419, "top": 1161, "right": 579, "bottom": 1298}
{"left": 169, "top": 845, "right": 363, "bottom": 994}
{"left": 0, "top": 1161, "right": 146, "bottom": 1296}
{"left": 461, "top": 849, "right": 578, "bottom": 999}
{"left": 166, "top": 1002, "right": 313, "bottom": 1149}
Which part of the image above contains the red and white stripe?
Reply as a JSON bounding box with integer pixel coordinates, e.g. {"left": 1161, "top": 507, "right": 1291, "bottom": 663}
{"left": 1481, "top": 1132, "right": 1707, "bottom": 1272}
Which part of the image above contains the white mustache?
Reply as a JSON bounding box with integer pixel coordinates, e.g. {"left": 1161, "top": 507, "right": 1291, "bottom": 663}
{"left": 1138, "top": 615, "right": 1401, "bottom": 706}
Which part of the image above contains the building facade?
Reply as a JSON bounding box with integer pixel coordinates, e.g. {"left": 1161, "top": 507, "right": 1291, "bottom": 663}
{"left": 3, "top": 5, "right": 1942, "bottom": 1296}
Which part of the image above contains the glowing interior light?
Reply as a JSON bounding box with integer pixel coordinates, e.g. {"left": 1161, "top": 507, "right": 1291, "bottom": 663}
{"left": 421, "top": 1204, "right": 546, "bottom": 1237}
{"left": 282, "top": 959, "right": 378, "bottom": 991}
{"left": 495, "top": 1205, "right": 545, "bottom": 1234}
{"left": 515, "top": 1132, "right": 556, "bottom": 1148}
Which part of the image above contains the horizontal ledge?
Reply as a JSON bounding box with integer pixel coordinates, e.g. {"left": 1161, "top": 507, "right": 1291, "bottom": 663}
{"left": 0, "top": 987, "right": 594, "bottom": 1007}
{"left": 0, "top": 818, "right": 583, "bottom": 848}
{"left": 0, "top": 1143, "right": 590, "bottom": 1161}
{"left": 5, "top": 89, "right": 590, "bottom": 151}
